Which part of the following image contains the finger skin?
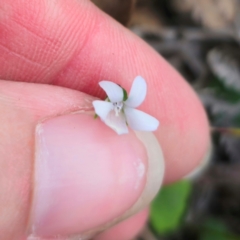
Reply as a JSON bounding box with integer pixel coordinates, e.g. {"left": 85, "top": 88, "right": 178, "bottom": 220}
{"left": 0, "top": 81, "right": 95, "bottom": 239}
{"left": 0, "top": 0, "right": 210, "bottom": 183}
{"left": 94, "top": 209, "right": 149, "bottom": 240}
{"left": 0, "top": 0, "right": 210, "bottom": 239}
{"left": 0, "top": 81, "right": 153, "bottom": 239}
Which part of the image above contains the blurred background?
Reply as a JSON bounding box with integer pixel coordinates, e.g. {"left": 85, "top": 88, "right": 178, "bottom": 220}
{"left": 92, "top": 0, "right": 240, "bottom": 239}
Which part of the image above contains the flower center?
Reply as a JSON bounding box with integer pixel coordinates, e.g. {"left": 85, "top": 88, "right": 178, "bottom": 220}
{"left": 113, "top": 102, "right": 123, "bottom": 116}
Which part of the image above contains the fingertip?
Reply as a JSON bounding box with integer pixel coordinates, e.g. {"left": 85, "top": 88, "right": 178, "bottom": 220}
{"left": 0, "top": 0, "right": 210, "bottom": 187}
{"left": 94, "top": 209, "right": 149, "bottom": 240}
{"left": 30, "top": 113, "right": 148, "bottom": 236}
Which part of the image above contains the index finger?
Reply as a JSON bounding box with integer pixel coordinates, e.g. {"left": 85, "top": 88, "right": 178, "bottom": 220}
{"left": 0, "top": 0, "right": 210, "bottom": 183}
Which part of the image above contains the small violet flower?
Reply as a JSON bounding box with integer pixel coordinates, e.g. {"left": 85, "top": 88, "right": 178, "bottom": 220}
{"left": 92, "top": 76, "right": 159, "bottom": 135}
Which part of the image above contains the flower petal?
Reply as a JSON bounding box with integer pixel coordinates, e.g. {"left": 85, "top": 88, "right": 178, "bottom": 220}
{"left": 92, "top": 100, "right": 113, "bottom": 120}
{"left": 124, "top": 107, "right": 159, "bottom": 131}
{"left": 99, "top": 81, "right": 123, "bottom": 103}
{"left": 125, "top": 76, "right": 147, "bottom": 108}
{"left": 104, "top": 110, "right": 129, "bottom": 135}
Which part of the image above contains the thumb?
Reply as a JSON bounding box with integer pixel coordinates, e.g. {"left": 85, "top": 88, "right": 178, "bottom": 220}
{"left": 0, "top": 80, "right": 164, "bottom": 239}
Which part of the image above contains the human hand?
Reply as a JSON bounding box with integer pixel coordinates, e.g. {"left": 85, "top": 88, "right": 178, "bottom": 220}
{"left": 0, "top": 0, "right": 210, "bottom": 239}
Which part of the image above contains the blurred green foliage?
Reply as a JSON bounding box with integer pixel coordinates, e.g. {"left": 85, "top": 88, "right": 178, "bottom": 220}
{"left": 150, "top": 180, "right": 192, "bottom": 234}
{"left": 200, "top": 219, "right": 240, "bottom": 240}
{"left": 204, "top": 76, "right": 240, "bottom": 129}
{"left": 208, "top": 77, "right": 240, "bottom": 104}
{"left": 150, "top": 179, "right": 240, "bottom": 239}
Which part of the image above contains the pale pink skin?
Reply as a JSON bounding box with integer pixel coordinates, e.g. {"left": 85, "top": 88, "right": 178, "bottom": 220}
{"left": 33, "top": 113, "right": 148, "bottom": 236}
{"left": 94, "top": 209, "right": 149, "bottom": 240}
{"left": 0, "top": 0, "right": 210, "bottom": 239}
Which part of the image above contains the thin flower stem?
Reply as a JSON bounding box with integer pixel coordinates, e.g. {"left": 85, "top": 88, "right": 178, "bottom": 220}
{"left": 211, "top": 127, "right": 240, "bottom": 136}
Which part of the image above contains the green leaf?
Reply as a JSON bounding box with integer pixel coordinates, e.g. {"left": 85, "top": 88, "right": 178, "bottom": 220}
{"left": 94, "top": 113, "right": 98, "bottom": 119}
{"left": 105, "top": 97, "right": 110, "bottom": 102}
{"left": 116, "top": 84, "right": 128, "bottom": 101}
{"left": 150, "top": 180, "right": 192, "bottom": 234}
{"left": 208, "top": 77, "right": 240, "bottom": 103}
{"left": 122, "top": 88, "right": 128, "bottom": 101}
{"left": 200, "top": 219, "right": 240, "bottom": 240}
{"left": 212, "top": 127, "right": 240, "bottom": 137}
{"left": 233, "top": 113, "right": 240, "bottom": 126}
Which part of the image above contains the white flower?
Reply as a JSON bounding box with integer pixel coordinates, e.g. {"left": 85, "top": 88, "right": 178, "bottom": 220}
{"left": 92, "top": 76, "right": 159, "bottom": 135}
